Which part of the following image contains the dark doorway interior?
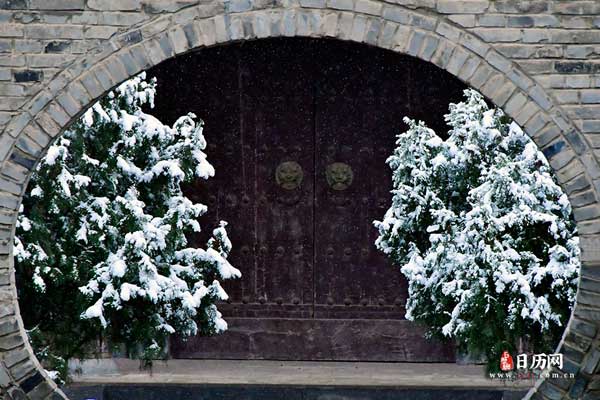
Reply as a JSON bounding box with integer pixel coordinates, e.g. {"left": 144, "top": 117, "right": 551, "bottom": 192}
{"left": 146, "top": 38, "right": 467, "bottom": 362}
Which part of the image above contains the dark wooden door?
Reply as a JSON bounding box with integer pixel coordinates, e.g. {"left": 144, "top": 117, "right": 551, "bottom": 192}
{"left": 152, "top": 39, "right": 465, "bottom": 362}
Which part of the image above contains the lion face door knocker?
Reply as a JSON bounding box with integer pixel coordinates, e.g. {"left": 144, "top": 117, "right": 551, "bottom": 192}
{"left": 275, "top": 161, "right": 304, "bottom": 205}
{"left": 326, "top": 162, "right": 354, "bottom": 206}
{"left": 326, "top": 162, "right": 353, "bottom": 191}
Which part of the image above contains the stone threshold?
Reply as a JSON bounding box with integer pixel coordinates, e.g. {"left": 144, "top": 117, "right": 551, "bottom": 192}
{"left": 67, "top": 359, "right": 532, "bottom": 390}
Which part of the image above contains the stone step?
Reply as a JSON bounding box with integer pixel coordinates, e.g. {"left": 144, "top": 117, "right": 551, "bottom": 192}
{"left": 63, "top": 384, "right": 528, "bottom": 400}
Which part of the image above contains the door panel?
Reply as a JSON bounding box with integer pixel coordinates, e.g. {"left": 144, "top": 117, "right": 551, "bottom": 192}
{"left": 312, "top": 45, "right": 411, "bottom": 320}
{"left": 254, "top": 95, "right": 314, "bottom": 317}
{"left": 151, "top": 38, "right": 465, "bottom": 362}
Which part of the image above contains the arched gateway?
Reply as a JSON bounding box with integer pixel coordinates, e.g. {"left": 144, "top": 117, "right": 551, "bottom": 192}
{"left": 0, "top": 2, "right": 599, "bottom": 399}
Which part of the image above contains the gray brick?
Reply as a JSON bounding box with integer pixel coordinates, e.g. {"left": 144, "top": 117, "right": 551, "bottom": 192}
{"left": 437, "top": 0, "right": 489, "bottom": 14}
{"left": 55, "top": 92, "right": 79, "bottom": 117}
{"left": 364, "top": 17, "right": 381, "bottom": 45}
{"left": 29, "top": 0, "right": 84, "bottom": 9}
{"left": 472, "top": 27, "right": 520, "bottom": 42}
{"left": 0, "top": 359, "right": 11, "bottom": 387}
{"left": 583, "top": 120, "right": 600, "bottom": 133}
{"left": 418, "top": 34, "right": 439, "bottom": 61}
{"left": 88, "top": 0, "right": 141, "bottom": 11}
{"left": 382, "top": 6, "right": 410, "bottom": 24}
{"left": 446, "top": 47, "right": 469, "bottom": 76}
{"left": 436, "top": 21, "right": 461, "bottom": 42}
{"left": 582, "top": 91, "right": 600, "bottom": 104}
{"left": 27, "top": 380, "right": 53, "bottom": 399}
{"left": 24, "top": 25, "right": 84, "bottom": 40}
{"left": 573, "top": 204, "right": 600, "bottom": 221}
{"left": 327, "top": 0, "right": 353, "bottom": 11}
{"left": 457, "top": 56, "right": 480, "bottom": 81}
{"left": 0, "top": 317, "right": 17, "bottom": 336}
{"left": 448, "top": 14, "right": 475, "bottom": 28}
{"left": 566, "top": 45, "right": 600, "bottom": 59}
{"left": 430, "top": 38, "right": 455, "bottom": 69}
{"left": 0, "top": 24, "right": 23, "bottom": 38}
{"left": 230, "top": 0, "right": 252, "bottom": 12}
{"left": 0, "top": 0, "right": 26, "bottom": 9}
{"left": 9, "top": 360, "right": 34, "bottom": 381}
{"left": 377, "top": 21, "right": 397, "bottom": 49}
{"left": 100, "top": 11, "right": 146, "bottom": 26}
{"left": 477, "top": 14, "right": 505, "bottom": 27}
{"left": 554, "top": 2, "right": 600, "bottom": 15}
{"left": 4, "top": 348, "right": 28, "bottom": 368}
{"left": 507, "top": 16, "right": 534, "bottom": 28}
{"left": 460, "top": 33, "right": 489, "bottom": 57}
{"left": 84, "top": 25, "right": 118, "bottom": 39}
{"left": 355, "top": 0, "right": 382, "bottom": 16}
{"left": 13, "top": 40, "right": 43, "bottom": 53}
{"left": 468, "top": 63, "right": 493, "bottom": 89}
{"left": 409, "top": 13, "right": 436, "bottom": 31}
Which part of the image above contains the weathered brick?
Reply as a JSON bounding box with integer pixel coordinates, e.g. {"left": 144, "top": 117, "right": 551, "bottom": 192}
{"left": 497, "top": 44, "right": 563, "bottom": 59}
{"left": 446, "top": 47, "right": 469, "bottom": 76}
{"left": 582, "top": 90, "right": 600, "bottom": 104}
{"left": 471, "top": 27, "right": 521, "bottom": 42}
{"left": 27, "top": 54, "right": 73, "bottom": 68}
{"left": 100, "top": 11, "right": 146, "bottom": 26}
{"left": 437, "top": 0, "right": 489, "bottom": 14}
{"left": 24, "top": 25, "right": 84, "bottom": 40}
{"left": 477, "top": 14, "right": 505, "bottom": 27}
{"left": 382, "top": 6, "right": 410, "bottom": 24}
{"left": 566, "top": 75, "right": 592, "bottom": 88}
{"left": 573, "top": 204, "right": 600, "bottom": 221}
{"left": 0, "top": 24, "right": 23, "bottom": 38}
{"left": 44, "top": 40, "right": 70, "bottom": 53}
{"left": 356, "top": 15, "right": 375, "bottom": 43}
{"left": 409, "top": 13, "right": 436, "bottom": 31}
{"left": 583, "top": 120, "right": 600, "bottom": 133}
{"left": 0, "top": 0, "right": 27, "bottom": 9}
{"left": 29, "top": 0, "right": 84, "bottom": 10}
{"left": 467, "top": 62, "right": 493, "bottom": 89}
{"left": 458, "top": 56, "right": 481, "bottom": 81}
{"left": 0, "top": 317, "right": 17, "bottom": 336}
{"left": 435, "top": 21, "right": 461, "bottom": 42}
{"left": 418, "top": 33, "right": 439, "bottom": 60}
{"left": 26, "top": 380, "right": 53, "bottom": 398}
{"left": 447, "top": 14, "right": 475, "bottom": 28}
{"left": 355, "top": 0, "right": 382, "bottom": 16}
{"left": 84, "top": 25, "right": 118, "bottom": 39}
{"left": 461, "top": 33, "right": 489, "bottom": 57}
{"left": 555, "top": 2, "right": 600, "bottom": 15}
{"left": 88, "top": 0, "right": 141, "bottom": 11}
{"left": 9, "top": 360, "right": 34, "bottom": 382}
{"left": 327, "top": 0, "right": 353, "bottom": 11}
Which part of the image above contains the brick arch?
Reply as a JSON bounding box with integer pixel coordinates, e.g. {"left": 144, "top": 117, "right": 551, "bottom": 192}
{"left": 0, "top": 3, "right": 599, "bottom": 400}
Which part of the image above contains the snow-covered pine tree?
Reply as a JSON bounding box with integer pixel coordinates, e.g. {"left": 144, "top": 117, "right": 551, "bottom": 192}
{"left": 374, "top": 89, "right": 579, "bottom": 370}
{"left": 15, "top": 73, "right": 240, "bottom": 380}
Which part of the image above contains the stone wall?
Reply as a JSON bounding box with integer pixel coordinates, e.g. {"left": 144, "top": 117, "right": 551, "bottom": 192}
{"left": 0, "top": 1, "right": 600, "bottom": 399}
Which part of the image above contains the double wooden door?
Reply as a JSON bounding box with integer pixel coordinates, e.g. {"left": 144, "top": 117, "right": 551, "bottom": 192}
{"left": 149, "top": 38, "right": 464, "bottom": 361}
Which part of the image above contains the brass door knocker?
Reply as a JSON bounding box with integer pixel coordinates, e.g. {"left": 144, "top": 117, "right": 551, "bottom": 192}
{"left": 276, "top": 161, "right": 304, "bottom": 190}
{"left": 326, "top": 162, "right": 353, "bottom": 190}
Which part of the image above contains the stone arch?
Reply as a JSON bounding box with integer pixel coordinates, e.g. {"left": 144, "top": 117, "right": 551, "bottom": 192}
{"left": 0, "top": 4, "right": 599, "bottom": 400}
